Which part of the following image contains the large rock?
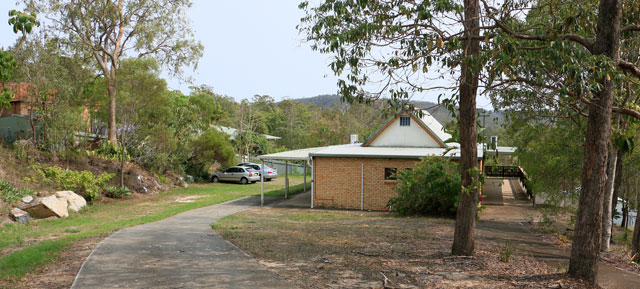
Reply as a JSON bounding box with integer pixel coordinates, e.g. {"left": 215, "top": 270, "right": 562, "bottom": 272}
{"left": 24, "top": 195, "right": 69, "bottom": 218}
{"left": 9, "top": 208, "right": 30, "bottom": 224}
{"left": 55, "top": 191, "right": 87, "bottom": 213}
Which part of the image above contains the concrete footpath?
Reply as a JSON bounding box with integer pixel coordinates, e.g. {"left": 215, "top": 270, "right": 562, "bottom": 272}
{"left": 479, "top": 179, "right": 640, "bottom": 289}
{"left": 72, "top": 196, "right": 292, "bottom": 289}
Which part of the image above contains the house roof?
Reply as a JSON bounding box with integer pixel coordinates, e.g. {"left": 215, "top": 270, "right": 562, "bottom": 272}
{"left": 362, "top": 109, "right": 451, "bottom": 148}
{"left": 214, "top": 125, "right": 281, "bottom": 140}
{"left": 309, "top": 143, "right": 483, "bottom": 160}
{"left": 258, "top": 145, "right": 343, "bottom": 161}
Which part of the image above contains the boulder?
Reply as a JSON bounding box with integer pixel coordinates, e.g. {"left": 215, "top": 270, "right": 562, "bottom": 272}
{"left": 9, "top": 208, "right": 30, "bottom": 224}
{"left": 24, "top": 195, "right": 69, "bottom": 218}
{"left": 133, "top": 173, "right": 144, "bottom": 185}
{"left": 21, "top": 196, "right": 34, "bottom": 203}
{"left": 55, "top": 191, "right": 87, "bottom": 213}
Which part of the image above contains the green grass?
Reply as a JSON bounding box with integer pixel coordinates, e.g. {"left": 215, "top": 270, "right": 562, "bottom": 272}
{"left": 0, "top": 176, "right": 305, "bottom": 280}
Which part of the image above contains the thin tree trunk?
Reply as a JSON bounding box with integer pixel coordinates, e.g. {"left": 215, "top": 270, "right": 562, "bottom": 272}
{"left": 622, "top": 203, "right": 628, "bottom": 227}
{"left": 107, "top": 79, "right": 117, "bottom": 145}
{"left": 119, "top": 128, "right": 125, "bottom": 188}
{"left": 601, "top": 145, "right": 618, "bottom": 251}
{"left": 568, "top": 0, "right": 621, "bottom": 282}
{"left": 632, "top": 192, "right": 640, "bottom": 262}
{"left": 611, "top": 149, "right": 624, "bottom": 227}
{"left": 452, "top": 0, "right": 480, "bottom": 256}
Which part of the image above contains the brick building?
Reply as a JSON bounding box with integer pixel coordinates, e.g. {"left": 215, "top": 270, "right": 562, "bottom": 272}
{"left": 310, "top": 109, "right": 483, "bottom": 210}
{"left": 258, "top": 109, "right": 484, "bottom": 210}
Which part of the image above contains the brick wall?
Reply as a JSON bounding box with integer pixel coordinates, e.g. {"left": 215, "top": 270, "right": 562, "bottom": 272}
{"left": 313, "top": 157, "right": 420, "bottom": 210}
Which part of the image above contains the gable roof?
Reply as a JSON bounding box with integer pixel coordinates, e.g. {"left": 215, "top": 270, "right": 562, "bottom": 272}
{"left": 362, "top": 109, "right": 451, "bottom": 148}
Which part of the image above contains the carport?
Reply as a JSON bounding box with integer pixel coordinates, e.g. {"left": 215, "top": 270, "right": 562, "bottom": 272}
{"left": 257, "top": 146, "right": 329, "bottom": 207}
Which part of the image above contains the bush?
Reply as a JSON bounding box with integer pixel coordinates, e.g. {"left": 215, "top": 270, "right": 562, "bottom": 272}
{"left": 186, "top": 128, "right": 235, "bottom": 181}
{"left": 0, "top": 181, "right": 34, "bottom": 203}
{"left": 388, "top": 156, "right": 461, "bottom": 216}
{"left": 31, "top": 164, "right": 114, "bottom": 201}
{"left": 104, "top": 186, "right": 132, "bottom": 199}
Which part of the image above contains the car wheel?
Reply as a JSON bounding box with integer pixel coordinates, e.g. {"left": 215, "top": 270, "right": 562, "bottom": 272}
{"left": 240, "top": 177, "right": 248, "bottom": 185}
{"left": 212, "top": 176, "right": 219, "bottom": 183}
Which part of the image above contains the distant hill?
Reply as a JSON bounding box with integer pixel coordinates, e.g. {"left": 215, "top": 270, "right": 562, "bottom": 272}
{"left": 292, "top": 94, "right": 504, "bottom": 129}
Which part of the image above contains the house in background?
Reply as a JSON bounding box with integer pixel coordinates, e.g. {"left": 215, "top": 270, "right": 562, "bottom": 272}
{"left": 0, "top": 83, "right": 53, "bottom": 117}
{"left": 308, "top": 109, "right": 483, "bottom": 210}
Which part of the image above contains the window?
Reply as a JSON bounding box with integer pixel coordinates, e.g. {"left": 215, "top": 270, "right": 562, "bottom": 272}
{"left": 384, "top": 168, "right": 397, "bottom": 180}
{"left": 399, "top": 116, "right": 411, "bottom": 126}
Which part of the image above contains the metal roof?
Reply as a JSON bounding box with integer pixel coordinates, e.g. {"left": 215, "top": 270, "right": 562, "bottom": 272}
{"left": 310, "top": 143, "right": 483, "bottom": 160}
{"left": 214, "top": 125, "right": 281, "bottom": 140}
{"left": 485, "top": 146, "right": 518, "bottom": 154}
{"left": 257, "top": 145, "right": 339, "bottom": 161}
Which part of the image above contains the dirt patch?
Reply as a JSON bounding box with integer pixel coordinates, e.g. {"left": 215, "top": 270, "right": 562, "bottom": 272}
{"left": 215, "top": 208, "right": 596, "bottom": 289}
{"left": 0, "top": 235, "right": 104, "bottom": 289}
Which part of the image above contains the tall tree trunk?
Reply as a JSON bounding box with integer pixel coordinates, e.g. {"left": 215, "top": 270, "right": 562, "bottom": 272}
{"left": 601, "top": 145, "right": 618, "bottom": 251}
{"left": 107, "top": 79, "right": 117, "bottom": 145}
{"left": 622, "top": 203, "right": 628, "bottom": 227}
{"left": 632, "top": 192, "right": 640, "bottom": 262}
{"left": 119, "top": 130, "right": 125, "bottom": 188}
{"left": 611, "top": 149, "right": 624, "bottom": 226}
{"left": 568, "top": 0, "right": 620, "bottom": 283}
{"left": 452, "top": 0, "right": 480, "bottom": 256}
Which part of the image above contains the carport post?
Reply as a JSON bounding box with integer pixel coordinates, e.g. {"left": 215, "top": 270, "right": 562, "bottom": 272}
{"left": 285, "top": 160, "right": 289, "bottom": 198}
{"left": 310, "top": 158, "right": 314, "bottom": 208}
{"left": 303, "top": 161, "right": 307, "bottom": 193}
{"left": 260, "top": 159, "right": 265, "bottom": 206}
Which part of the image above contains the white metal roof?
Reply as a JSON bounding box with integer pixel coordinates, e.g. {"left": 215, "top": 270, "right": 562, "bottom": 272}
{"left": 257, "top": 145, "right": 340, "bottom": 160}
{"left": 258, "top": 143, "right": 485, "bottom": 161}
{"left": 214, "top": 125, "right": 281, "bottom": 140}
{"left": 310, "top": 143, "right": 483, "bottom": 159}
{"left": 419, "top": 110, "right": 452, "bottom": 144}
{"left": 485, "top": 146, "right": 518, "bottom": 154}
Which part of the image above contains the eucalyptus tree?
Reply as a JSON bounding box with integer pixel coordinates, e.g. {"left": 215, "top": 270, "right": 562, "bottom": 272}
{"left": 300, "top": 0, "right": 488, "bottom": 256}
{"left": 482, "top": 0, "right": 640, "bottom": 282}
{"left": 31, "top": 0, "right": 203, "bottom": 144}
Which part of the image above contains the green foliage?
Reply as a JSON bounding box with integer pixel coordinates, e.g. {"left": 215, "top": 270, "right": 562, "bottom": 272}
{"left": 299, "top": 0, "right": 464, "bottom": 107}
{"left": 0, "top": 180, "right": 34, "bottom": 204}
{"left": 506, "top": 118, "right": 584, "bottom": 203}
{"left": 0, "top": 50, "right": 17, "bottom": 111}
{"left": 104, "top": 186, "right": 132, "bottom": 199}
{"left": 388, "top": 157, "right": 461, "bottom": 216}
{"left": 187, "top": 128, "right": 236, "bottom": 180}
{"left": 8, "top": 10, "right": 40, "bottom": 34}
{"left": 499, "top": 241, "right": 514, "bottom": 263}
{"left": 31, "top": 164, "right": 114, "bottom": 201}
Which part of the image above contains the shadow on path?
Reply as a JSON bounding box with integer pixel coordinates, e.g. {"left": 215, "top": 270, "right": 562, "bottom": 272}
{"left": 72, "top": 196, "right": 293, "bottom": 289}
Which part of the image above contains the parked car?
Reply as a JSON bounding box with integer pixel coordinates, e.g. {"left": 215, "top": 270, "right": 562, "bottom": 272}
{"left": 237, "top": 162, "right": 278, "bottom": 181}
{"left": 211, "top": 166, "right": 260, "bottom": 184}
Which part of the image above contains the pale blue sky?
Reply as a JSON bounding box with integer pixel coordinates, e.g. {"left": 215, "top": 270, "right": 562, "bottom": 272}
{"left": 0, "top": 0, "right": 493, "bottom": 108}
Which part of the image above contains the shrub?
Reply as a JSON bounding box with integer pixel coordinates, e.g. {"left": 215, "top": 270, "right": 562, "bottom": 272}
{"left": 0, "top": 181, "right": 34, "bottom": 203}
{"left": 388, "top": 156, "right": 461, "bottom": 216}
{"left": 31, "top": 164, "right": 114, "bottom": 201}
{"left": 104, "top": 186, "right": 132, "bottom": 199}
{"left": 186, "top": 128, "right": 235, "bottom": 181}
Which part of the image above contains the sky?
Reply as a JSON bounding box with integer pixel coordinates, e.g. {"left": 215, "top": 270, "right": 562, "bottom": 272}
{"left": 0, "top": 0, "right": 493, "bottom": 109}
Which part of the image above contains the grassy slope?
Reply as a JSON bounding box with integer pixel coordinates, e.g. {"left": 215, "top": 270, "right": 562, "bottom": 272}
{"left": 0, "top": 177, "right": 308, "bottom": 280}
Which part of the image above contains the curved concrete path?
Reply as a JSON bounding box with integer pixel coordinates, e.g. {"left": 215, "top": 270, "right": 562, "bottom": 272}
{"left": 72, "top": 196, "right": 292, "bottom": 289}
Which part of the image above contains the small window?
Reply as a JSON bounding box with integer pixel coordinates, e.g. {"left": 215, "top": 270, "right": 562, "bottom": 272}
{"left": 384, "top": 168, "right": 397, "bottom": 180}
{"left": 399, "top": 116, "right": 411, "bottom": 126}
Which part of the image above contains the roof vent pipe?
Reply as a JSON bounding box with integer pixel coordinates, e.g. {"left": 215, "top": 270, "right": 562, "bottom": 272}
{"left": 350, "top": 134, "right": 359, "bottom": 144}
